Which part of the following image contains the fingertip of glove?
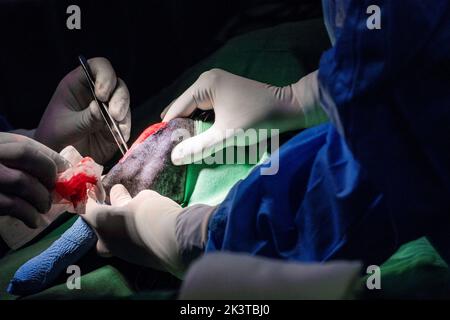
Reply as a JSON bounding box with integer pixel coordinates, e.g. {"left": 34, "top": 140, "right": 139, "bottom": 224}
{"left": 171, "top": 146, "right": 187, "bottom": 166}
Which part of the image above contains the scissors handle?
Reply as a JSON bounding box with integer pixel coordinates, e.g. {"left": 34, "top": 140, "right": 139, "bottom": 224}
{"left": 78, "top": 55, "right": 129, "bottom": 156}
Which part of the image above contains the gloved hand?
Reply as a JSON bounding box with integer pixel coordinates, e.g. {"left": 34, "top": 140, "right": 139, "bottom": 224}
{"left": 82, "top": 184, "right": 185, "bottom": 278}
{"left": 162, "top": 69, "right": 327, "bottom": 165}
{"left": 0, "top": 132, "right": 69, "bottom": 228}
{"left": 35, "top": 57, "right": 131, "bottom": 164}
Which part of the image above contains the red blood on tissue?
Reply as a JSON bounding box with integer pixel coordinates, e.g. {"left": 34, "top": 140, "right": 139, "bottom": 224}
{"left": 55, "top": 172, "right": 98, "bottom": 208}
{"left": 133, "top": 122, "right": 167, "bottom": 146}
{"left": 120, "top": 122, "right": 167, "bottom": 163}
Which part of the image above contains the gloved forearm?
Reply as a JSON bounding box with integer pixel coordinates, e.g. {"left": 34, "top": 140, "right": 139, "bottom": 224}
{"left": 287, "top": 70, "right": 328, "bottom": 128}
{"left": 180, "top": 253, "right": 362, "bottom": 300}
{"left": 163, "top": 68, "right": 329, "bottom": 165}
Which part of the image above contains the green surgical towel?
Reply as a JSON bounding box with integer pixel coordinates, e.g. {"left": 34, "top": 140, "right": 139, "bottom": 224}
{"left": 184, "top": 121, "right": 269, "bottom": 207}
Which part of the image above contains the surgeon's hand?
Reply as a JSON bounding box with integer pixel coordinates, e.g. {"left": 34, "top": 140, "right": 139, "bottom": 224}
{"left": 0, "top": 133, "right": 69, "bottom": 228}
{"left": 162, "top": 69, "right": 327, "bottom": 165}
{"left": 35, "top": 57, "right": 131, "bottom": 164}
{"left": 83, "top": 184, "right": 185, "bottom": 278}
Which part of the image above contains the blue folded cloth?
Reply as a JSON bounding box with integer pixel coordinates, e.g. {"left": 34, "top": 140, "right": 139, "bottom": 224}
{"left": 7, "top": 217, "right": 97, "bottom": 296}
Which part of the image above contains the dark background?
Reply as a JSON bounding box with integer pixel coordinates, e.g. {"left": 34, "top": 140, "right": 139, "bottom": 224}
{"left": 0, "top": 0, "right": 322, "bottom": 129}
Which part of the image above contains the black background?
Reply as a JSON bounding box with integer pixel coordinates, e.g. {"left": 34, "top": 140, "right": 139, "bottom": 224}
{"left": 0, "top": 0, "right": 322, "bottom": 129}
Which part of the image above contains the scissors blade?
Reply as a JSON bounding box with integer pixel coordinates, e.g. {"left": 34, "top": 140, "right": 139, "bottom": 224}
{"left": 78, "top": 55, "right": 129, "bottom": 156}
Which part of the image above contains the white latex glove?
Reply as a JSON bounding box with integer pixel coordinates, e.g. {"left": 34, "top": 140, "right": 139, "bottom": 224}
{"left": 0, "top": 132, "right": 70, "bottom": 228}
{"left": 35, "top": 57, "right": 131, "bottom": 164}
{"left": 83, "top": 184, "right": 185, "bottom": 278}
{"left": 162, "top": 69, "right": 327, "bottom": 165}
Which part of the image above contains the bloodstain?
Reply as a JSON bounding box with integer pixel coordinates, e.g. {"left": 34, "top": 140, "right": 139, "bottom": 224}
{"left": 55, "top": 172, "right": 98, "bottom": 208}
{"left": 120, "top": 122, "right": 167, "bottom": 163}
{"left": 132, "top": 122, "right": 167, "bottom": 146}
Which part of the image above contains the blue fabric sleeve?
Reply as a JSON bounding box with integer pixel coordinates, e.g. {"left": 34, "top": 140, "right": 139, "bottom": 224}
{"left": 318, "top": 0, "right": 450, "bottom": 242}
{"left": 321, "top": 0, "right": 351, "bottom": 46}
{"left": 207, "top": 124, "right": 397, "bottom": 266}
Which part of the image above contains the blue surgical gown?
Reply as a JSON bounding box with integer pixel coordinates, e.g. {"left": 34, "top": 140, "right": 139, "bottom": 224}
{"left": 206, "top": 0, "right": 450, "bottom": 266}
